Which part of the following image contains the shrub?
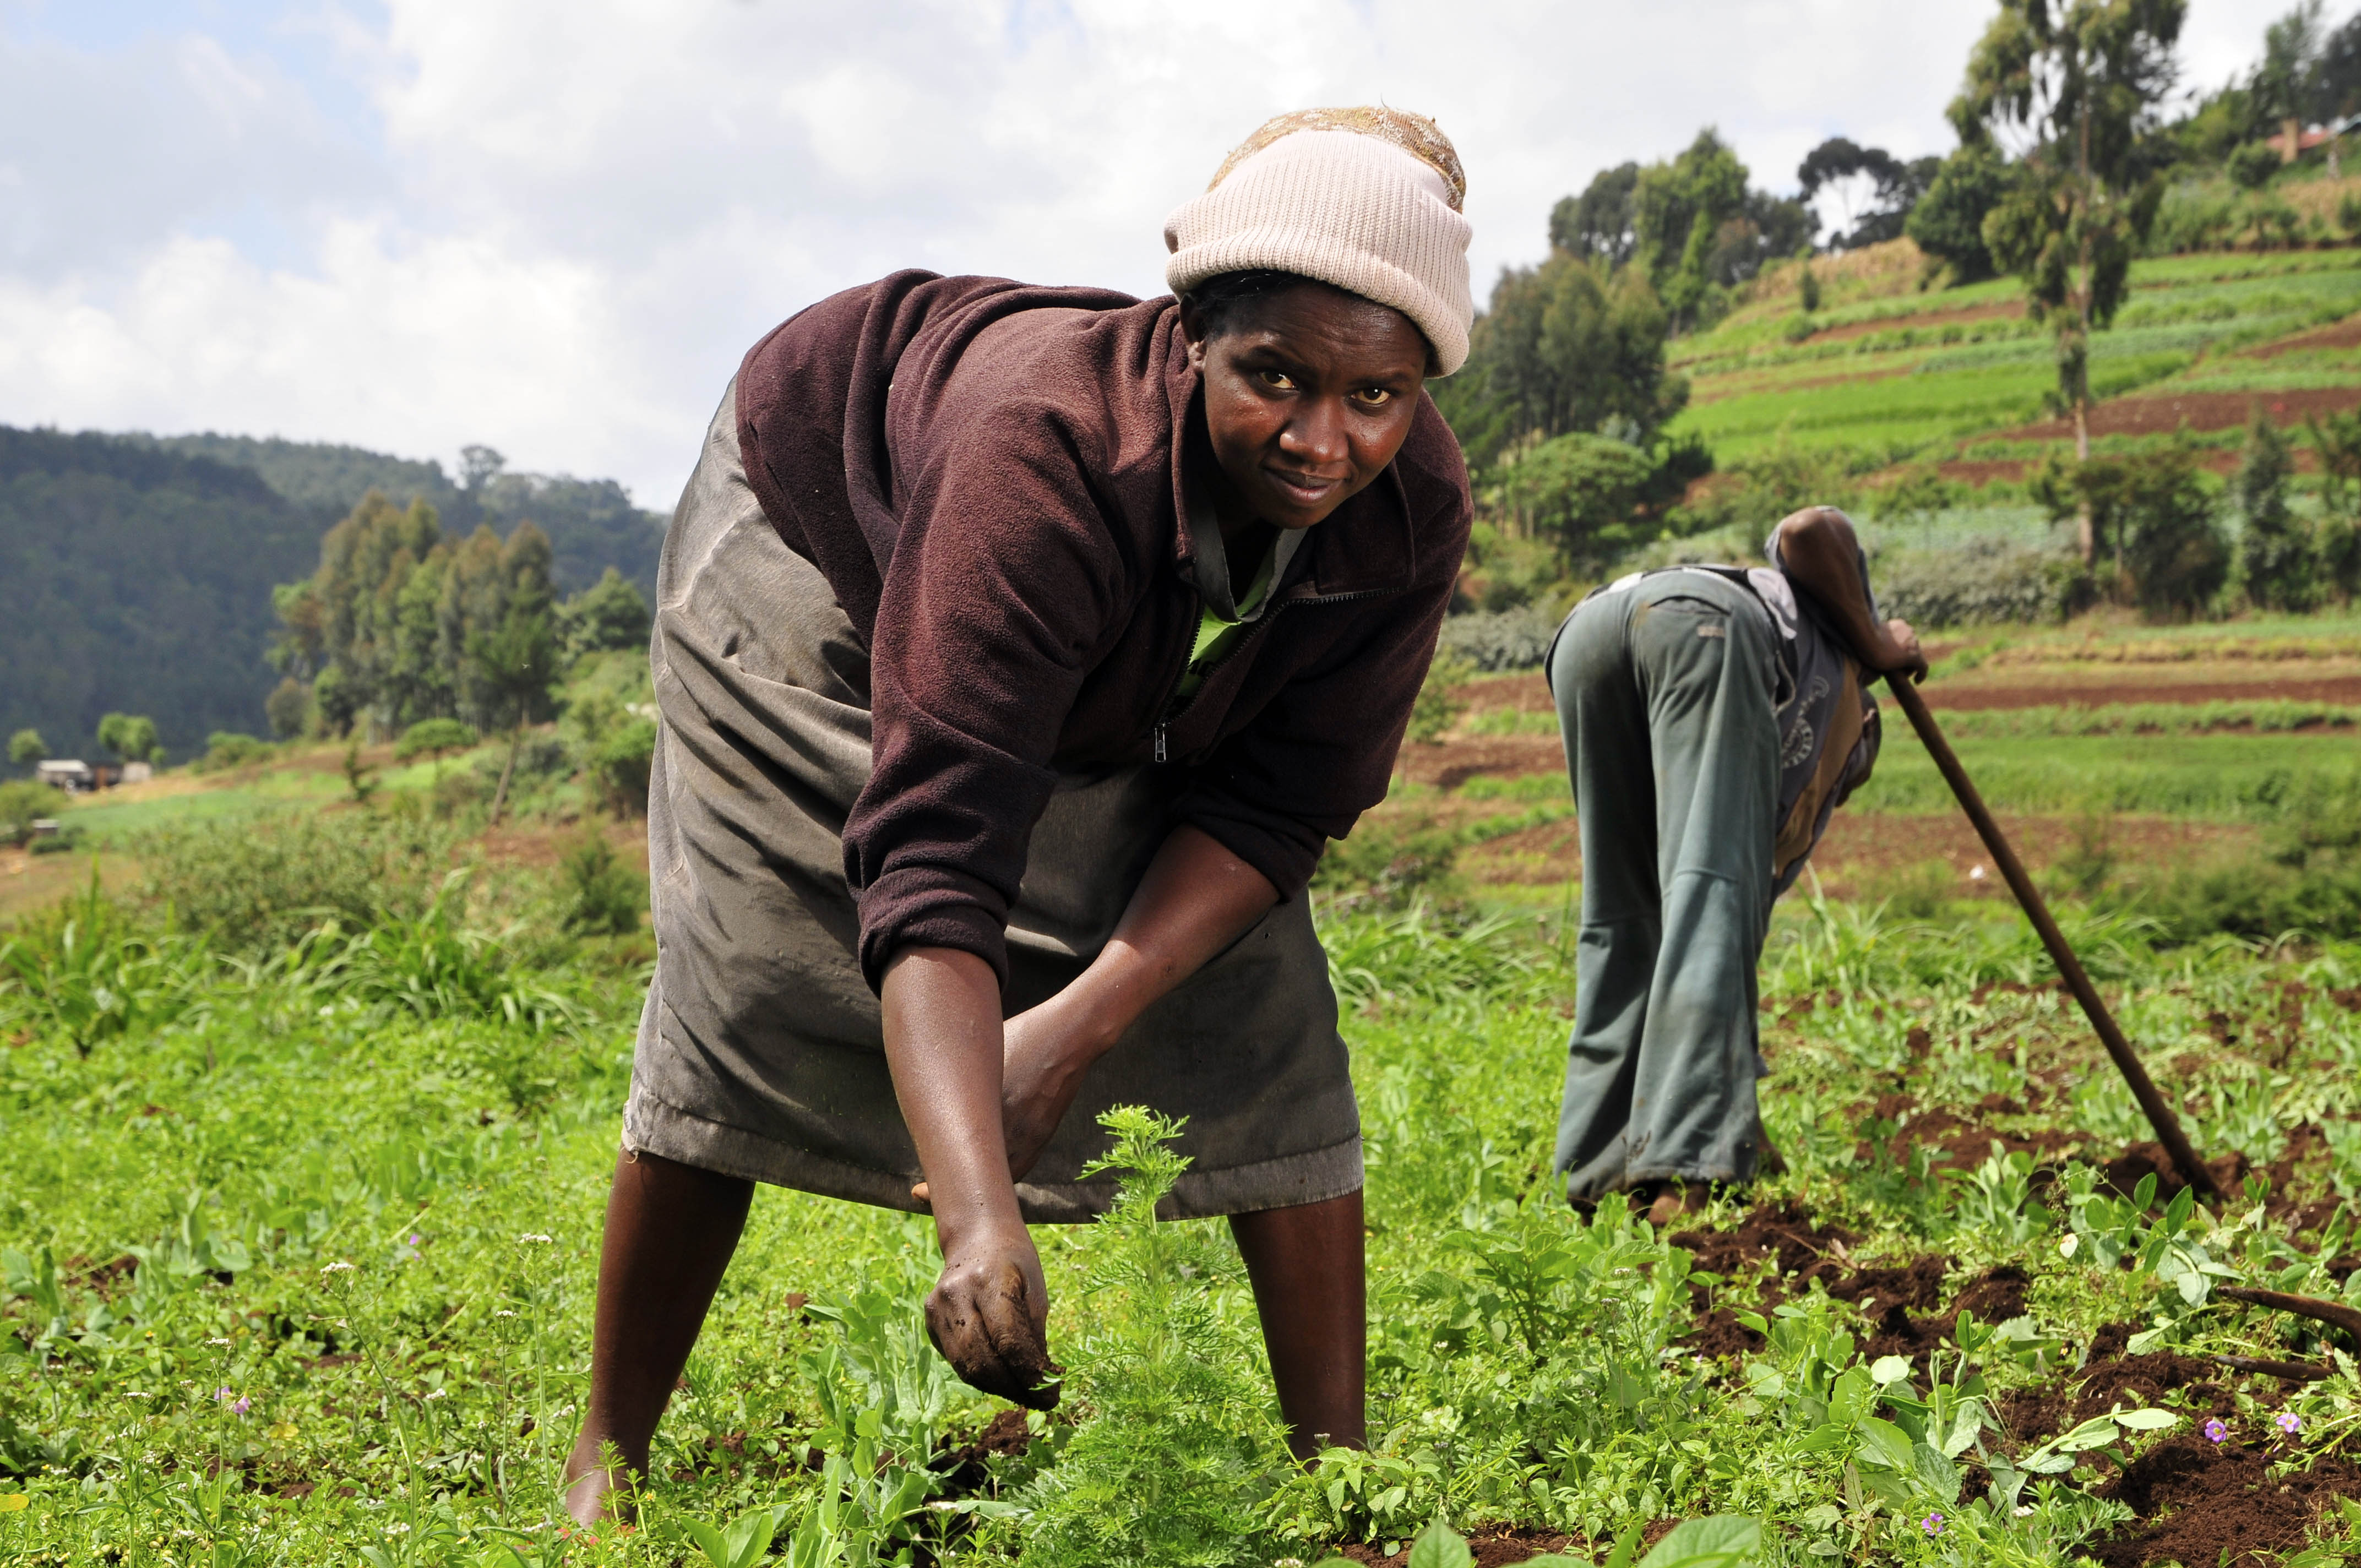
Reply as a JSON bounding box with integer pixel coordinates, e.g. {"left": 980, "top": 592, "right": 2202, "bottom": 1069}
{"left": 194, "top": 732, "right": 271, "bottom": 772}
{"left": 394, "top": 717, "right": 478, "bottom": 764}
{"left": 264, "top": 677, "right": 312, "bottom": 741}
{"left": 133, "top": 809, "right": 464, "bottom": 955}
{"left": 585, "top": 718, "right": 656, "bottom": 817}
{"left": 7, "top": 729, "right": 45, "bottom": 770}
{"left": 1439, "top": 606, "right": 1562, "bottom": 671}
{"left": 1495, "top": 431, "right": 1655, "bottom": 570}
{"left": 2237, "top": 412, "right": 2311, "bottom": 612}
{"left": 2123, "top": 450, "right": 2228, "bottom": 619}
{"left": 1873, "top": 537, "right": 2086, "bottom": 628}
{"left": 1313, "top": 813, "right": 1464, "bottom": 909}
{"left": 0, "top": 780, "right": 68, "bottom": 847}
{"left": 2227, "top": 141, "right": 2280, "bottom": 191}
{"left": 558, "top": 834, "right": 646, "bottom": 937}
{"left": 1407, "top": 652, "right": 1474, "bottom": 744}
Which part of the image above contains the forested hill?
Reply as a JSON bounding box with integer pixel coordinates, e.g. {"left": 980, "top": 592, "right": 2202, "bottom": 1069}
{"left": 2, "top": 426, "right": 669, "bottom": 761}
{"left": 139, "top": 432, "right": 668, "bottom": 601}
{"left": 1, "top": 428, "right": 319, "bottom": 760}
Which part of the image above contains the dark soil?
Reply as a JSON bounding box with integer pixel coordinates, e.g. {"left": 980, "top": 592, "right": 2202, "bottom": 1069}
{"left": 1670, "top": 1200, "right": 1860, "bottom": 1284}
{"left": 1997, "top": 1331, "right": 2235, "bottom": 1447}
{"left": 1330, "top": 1525, "right": 1587, "bottom": 1565}
{"left": 2001, "top": 385, "right": 2361, "bottom": 440}
{"left": 933, "top": 1408, "right": 1035, "bottom": 1496}
{"left": 2089, "top": 1434, "right": 2361, "bottom": 1567}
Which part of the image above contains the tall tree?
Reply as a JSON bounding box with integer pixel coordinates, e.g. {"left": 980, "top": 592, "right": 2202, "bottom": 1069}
{"left": 1797, "top": 138, "right": 1941, "bottom": 249}
{"left": 1549, "top": 163, "right": 1641, "bottom": 268}
{"left": 1953, "top": 0, "right": 2185, "bottom": 563}
{"left": 271, "top": 492, "right": 556, "bottom": 741}
{"left": 1458, "top": 254, "right": 1686, "bottom": 458}
{"left": 470, "top": 606, "right": 559, "bottom": 827}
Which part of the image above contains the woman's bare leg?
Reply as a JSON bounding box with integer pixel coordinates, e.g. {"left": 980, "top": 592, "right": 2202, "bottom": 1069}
{"left": 1229, "top": 1189, "right": 1366, "bottom": 1458}
{"left": 562, "top": 1150, "right": 754, "bottom": 1525}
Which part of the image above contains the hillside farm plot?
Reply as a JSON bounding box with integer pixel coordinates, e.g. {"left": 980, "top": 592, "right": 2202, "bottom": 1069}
{"left": 1666, "top": 243, "right": 2361, "bottom": 471}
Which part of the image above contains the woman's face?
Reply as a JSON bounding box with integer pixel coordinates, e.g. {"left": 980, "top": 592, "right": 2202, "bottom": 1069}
{"left": 1181, "top": 281, "right": 1430, "bottom": 531}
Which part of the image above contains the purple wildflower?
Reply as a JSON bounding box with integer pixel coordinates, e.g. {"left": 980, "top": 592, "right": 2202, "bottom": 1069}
{"left": 231, "top": 1397, "right": 249, "bottom": 1416}
{"left": 2204, "top": 1417, "right": 2228, "bottom": 1444}
{"left": 2277, "top": 1411, "right": 2302, "bottom": 1436}
{"left": 1921, "top": 1512, "right": 1944, "bottom": 1536}
{"left": 408, "top": 1234, "right": 422, "bottom": 1246}
{"left": 214, "top": 1387, "right": 232, "bottom": 1403}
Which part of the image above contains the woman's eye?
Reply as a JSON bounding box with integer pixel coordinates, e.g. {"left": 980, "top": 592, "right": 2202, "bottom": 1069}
{"left": 1258, "top": 369, "right": 1297, "bottom": 390}
{"left": 1353, "top": 388, "right": 1394, "bottom": 409}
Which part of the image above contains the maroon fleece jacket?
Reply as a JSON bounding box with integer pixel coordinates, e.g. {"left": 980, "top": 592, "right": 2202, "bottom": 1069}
{"left": 735, "top": 270, "right": 1472, "bottom": 992}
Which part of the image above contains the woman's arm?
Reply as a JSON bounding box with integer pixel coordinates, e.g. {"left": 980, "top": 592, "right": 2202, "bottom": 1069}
{"left": 880, "top": 947, "right": 1060, "bottom": 1408}
{"left": 886, "top": 829, "right": 1277, "bottom": 1397}
{"left": 1002, "top": 824, "right": 1280, "bottom": 1178}
{"left": 907, "top": 823, "right": 1280, "bottom": 1203}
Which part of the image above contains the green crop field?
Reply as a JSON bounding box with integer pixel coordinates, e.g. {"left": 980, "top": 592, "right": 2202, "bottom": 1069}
{"left": 1664, "top": 236, "right": 2361, "bottom": 470}
{"left": 8, "top": 620, "right": 2361, "bottom": 1567}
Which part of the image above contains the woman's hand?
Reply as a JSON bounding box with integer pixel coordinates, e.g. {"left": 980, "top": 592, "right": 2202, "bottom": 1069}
{"left": 880, "top": 946, "right": 1060, "bottom": 1409}
{"left": 924, "top": 1214, "right": 1061, "bottom": 1411}
{"left": 998, "top": 1000, "right": 1100, "bottom": 1184}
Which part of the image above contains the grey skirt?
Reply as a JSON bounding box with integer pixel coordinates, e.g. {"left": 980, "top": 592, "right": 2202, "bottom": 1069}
{"left": 622, "top": 387, "right": 1363, "bottom": 1223}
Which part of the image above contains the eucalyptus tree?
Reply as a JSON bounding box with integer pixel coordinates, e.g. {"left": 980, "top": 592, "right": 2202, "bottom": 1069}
{"left": 1951, "top": 0, "right": 2185, "bottom": 563}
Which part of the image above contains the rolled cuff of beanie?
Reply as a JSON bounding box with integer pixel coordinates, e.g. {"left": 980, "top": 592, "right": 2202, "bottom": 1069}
{"left": 1165, "top": 129, "right": 1473, "bottom": 375}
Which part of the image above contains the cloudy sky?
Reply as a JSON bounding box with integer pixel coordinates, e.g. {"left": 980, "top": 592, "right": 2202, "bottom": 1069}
{"left": 0, "top": 0, "right": 2282, "bottom": 507}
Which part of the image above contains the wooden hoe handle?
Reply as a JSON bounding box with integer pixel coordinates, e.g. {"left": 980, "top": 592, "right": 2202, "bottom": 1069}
{"left": 1881, "top": 673, "right": 2222, "bottom": 1205}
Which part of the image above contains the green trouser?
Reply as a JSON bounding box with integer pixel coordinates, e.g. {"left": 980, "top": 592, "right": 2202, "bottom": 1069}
{"left": 1548, "top": 571, "right": 1779, "bottom": 1201}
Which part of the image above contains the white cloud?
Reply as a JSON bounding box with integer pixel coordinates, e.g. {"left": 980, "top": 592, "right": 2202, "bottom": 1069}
{"left": 0, "top": 0, "right": 2288, "bottom": 505}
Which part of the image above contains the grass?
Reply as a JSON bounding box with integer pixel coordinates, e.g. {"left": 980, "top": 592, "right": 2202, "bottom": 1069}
{"left": 7, "top": 858, "right": 2361, "bottom": 1564}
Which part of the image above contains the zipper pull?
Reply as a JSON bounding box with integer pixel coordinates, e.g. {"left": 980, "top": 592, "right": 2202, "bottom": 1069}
{"left": 1154, "top": 724, "right": 1167, "bottom": 763}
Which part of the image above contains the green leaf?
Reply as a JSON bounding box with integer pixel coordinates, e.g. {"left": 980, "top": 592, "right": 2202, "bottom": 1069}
{"left": 1868, "top": 1355, "right": 1912, "bottom": 1385}
{"left": 2114, "top": 1407, "right": 2179, "bottom": 1431}
{"left": 2053, "top": 1414, "right": 2123, "bottom": 1452}
{"left": 1853, "top": 1416, "right": 1918, "bottom": 1473}
{"left": 1635, "top": 1516, "right": 1763, "bottom": 1567}
{"left": 1409, "top": 1518, "right": 1473, "bottom": 1568}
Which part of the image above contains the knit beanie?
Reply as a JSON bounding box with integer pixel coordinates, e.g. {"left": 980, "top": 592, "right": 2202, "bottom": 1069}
{"left": 1163, "top": 107, "right": 1475, "bottom": 375}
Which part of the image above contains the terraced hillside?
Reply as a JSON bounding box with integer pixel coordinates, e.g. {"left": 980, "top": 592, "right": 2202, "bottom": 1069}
{"left": 1666, "top": 236, "right": 2361, "bottom": 476}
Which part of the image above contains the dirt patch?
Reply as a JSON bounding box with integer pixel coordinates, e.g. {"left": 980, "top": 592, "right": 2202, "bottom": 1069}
{"left": 1401, "top": 735, "right": 1564, "bottom": 791}
{"left": 1671, "top": 1200, "right": 1861, "bottom": 1283}
{"left": 1998, "top": 1331, "right": 2235, "bottom": 1449}
{"left": 1329, "top": 1526, "right": 1587, "bottom": 1566}
{"left": 2246, "top": 311, "right": 2361, "bottom": 360}
{"left": 933, "top": 1408, "right": 1035, "bottom": 1496}
{"left": 2089, "top": 1434, "right": 2361, "bottom": 1568}
{"left": 1925, "top": 675, "right": 2361, "bottom": 710}
{"left": 1823, "top": 1254, "right": 1950, "bottom": 1316}
{"left": 1681, "top": 1305, "right": 1767, "bottom": 1359}
{"left": 1999, "top": 385, "right": 2361, "bottom": 442}
{"left": 1858, "top": 1265, "right": 2031, "bottom": 1365}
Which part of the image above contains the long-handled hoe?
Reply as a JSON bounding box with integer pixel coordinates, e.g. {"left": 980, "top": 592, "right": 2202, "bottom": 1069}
{"left": 1880, "top": 673, "right": 2223, "bottom": 1206}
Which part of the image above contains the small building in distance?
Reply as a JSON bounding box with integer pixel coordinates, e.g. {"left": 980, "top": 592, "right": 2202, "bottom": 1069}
{"left": 35, "top": 759, "right": 96, "bottom": 793}
{"left": 120, "top": 761, "right": 154, "bottom": 784}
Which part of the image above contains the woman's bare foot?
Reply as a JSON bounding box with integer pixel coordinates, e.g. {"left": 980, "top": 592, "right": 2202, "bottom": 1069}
{"left": 561, "top": 1433, "right": 639, "bottom": 1528}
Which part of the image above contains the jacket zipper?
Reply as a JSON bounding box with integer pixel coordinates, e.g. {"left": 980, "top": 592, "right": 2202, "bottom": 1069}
{"left": 1149, "top": 585, "right": 1399, "bottom": 765}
